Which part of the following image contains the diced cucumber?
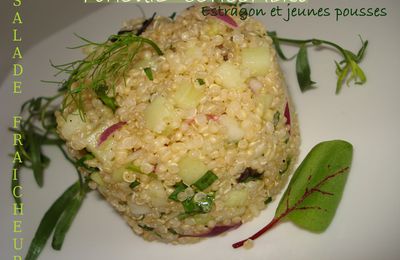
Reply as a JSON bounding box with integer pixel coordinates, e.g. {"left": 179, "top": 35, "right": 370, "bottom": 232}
{"left": 178, "top": 156, "right": 209, "bottom": 185}
{"left": 224, "top": 189, "right": 249, "bottom": 207}
{"left": 146, "top": 180, "right": 168, "bottom": 207}
{"left": 60, "top": 111, "right": 86, "bottom": 139}
{"left": 257, "top": 93, "right": 273, "bottom": 120}
{"left": 90, "top": 172, "right": 104, "bottom": 186}
{"left": 193, "top": 214, "right": 213, "bottom": 225}
{"left": 241, "top": 46, "right": 271, "bottom": 76}
{"left": 206, "top": 20, "right": 224, "bottom": 36}
{"left": 144, "top": 96, "right": 176, "bottom": 133}
{"left": 214, "top": 63, "right": 245, "bottom": 89}
{"left": 112, "top": 168, "right": 124, "bottom": 183}
{"left": 185, "top": 47, "right": 203, "bottom": 63}
{"left": 220, "top": 115, "right": 244, "bottom": 142}
{"left": 172, "top": 80, "right": 203, "bottom": 109}
{"left": 132, "top": 58, "right": 151, "bottom": 69}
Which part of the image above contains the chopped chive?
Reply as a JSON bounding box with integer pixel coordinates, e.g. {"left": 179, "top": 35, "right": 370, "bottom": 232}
{"left": 168, "top": 181, "right": 188, "bottom": 201}
{"left": 138, "top": 224, "right": 154, "bottom": 231}
{"left": 144, "top": 67, "right": 154, "bottom": 81}
{"left": 192, "top": 171, "right": 218, "bottom": 191}
{"left": 169, "top": 12, "right": 176, "bottom": 20}
{"left": 264, "top": 197, "right": 272, "bottom": 205}
{"left": 182, "top": 193, "right": 214, "bottom": 215}
{"left": 196, "top": 78, "right": 205, "bottom": 85}
{"left": 129, "top": 180, "right": 140, "bottom": 189}
{"left": 168, "top": 228, "right": 178, "bottom": 235}
{"left": 273, "top": 111, "right": 280, "bottom": 128}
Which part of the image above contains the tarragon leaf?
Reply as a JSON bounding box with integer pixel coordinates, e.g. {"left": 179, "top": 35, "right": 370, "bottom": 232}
{"left": 267, "top": 31, "right": 295, "bottom": 61}
{"left": 25, "top": 182, "right": 80, "bottom": 260}
{"left": 52, "top": 194, "right": 85, "bottom": 250}
{"left": 27, "top": 127, "right": 45, "bottom": 187}
{"left": 268, "top": 31, "right": 368, "bottom": 94}
{"left": 233, "top": 140, "right": 353, "bottom": 248}
{"left": 296, "top": 44, "right": 316, "bottom": 92}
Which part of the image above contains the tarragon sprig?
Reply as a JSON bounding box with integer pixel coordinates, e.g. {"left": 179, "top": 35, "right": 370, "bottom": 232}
{"left": 268, "top": 31, "right": 368, "bottom": 94}
{"left": 12, "top": 25, "right": 163, "bottom": 260}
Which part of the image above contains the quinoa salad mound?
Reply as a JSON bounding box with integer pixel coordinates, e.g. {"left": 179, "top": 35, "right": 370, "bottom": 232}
{"left": 56, "top": 5, "right": 300, "bottom": 243}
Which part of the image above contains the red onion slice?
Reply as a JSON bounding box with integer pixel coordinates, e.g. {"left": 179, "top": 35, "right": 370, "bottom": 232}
{"left": 98, "top": 122, "right": 126, "bottom": 146}
{"left": 215, "top": 15, "right": 238, "bottom": 28}
{"left": 284, "top": 102, "right": 291, "bottom": 127}
{"left": 181, "top": 222, "right": 242, "bottom": 238}
{"left": 206, "top": 114, "right": 219, "bottom": 121}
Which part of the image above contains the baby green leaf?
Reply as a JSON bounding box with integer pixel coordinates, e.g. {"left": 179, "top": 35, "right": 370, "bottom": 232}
{"left": 296, "top": 44, "right": 316, "bottom": 92}
{"left": 25, "top": 182, "right": 80, "bottom": 260}
{"left": 232, "top": 140, "right": 353, "bottom": 248}
{"left": 275, "top": 140, "right": 352, "bottom": 232}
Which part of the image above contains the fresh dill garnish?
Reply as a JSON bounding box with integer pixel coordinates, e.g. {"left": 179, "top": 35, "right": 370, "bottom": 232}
{"left": 53, "top": 32, "right": 163, "bottom": 119}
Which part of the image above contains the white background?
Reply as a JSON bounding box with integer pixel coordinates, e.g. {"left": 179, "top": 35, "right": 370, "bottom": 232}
{"left": 1, "top": 0, "right": 400, "bottom": 259}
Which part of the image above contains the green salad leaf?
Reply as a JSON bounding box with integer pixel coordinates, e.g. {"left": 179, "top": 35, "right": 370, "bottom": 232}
{"left": 276, "top": 140, "right": 352, "bottom": 232}
{"left": 233, "top": 140, "right": 353, "bottom": 248}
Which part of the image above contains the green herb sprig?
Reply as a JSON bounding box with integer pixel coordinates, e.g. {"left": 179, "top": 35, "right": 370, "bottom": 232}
{"left": 54, "top": 32, "right": 162, "bottom": 119}
{"left": 233, "top": 140, "right": 353, "bottom": 248}
{"left": 12, "top": 29, "right": 164, "bottom": 260}
{"left": 11, "top": 93, "right": 65, "bottom": 206}
{"left": 268, "top": 31, "right": 368, "bottom": 93}
{"left": 10, "top": 95, "right": 92, "bottom": 260}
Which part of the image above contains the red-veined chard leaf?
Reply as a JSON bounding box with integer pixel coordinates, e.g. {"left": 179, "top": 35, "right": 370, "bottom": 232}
{"left": 296, "top": 44, "right": 316, "bottom": 92}
{"left": 233, "top": 140, "right": 353, "bottom": 248}
{"left": 275, "top": 140, "right": 352, "bottom": 231}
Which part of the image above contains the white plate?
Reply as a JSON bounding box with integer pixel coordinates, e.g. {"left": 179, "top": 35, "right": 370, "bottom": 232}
{"left": 1, "top": 1, "right": 400, "bottom": 259}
